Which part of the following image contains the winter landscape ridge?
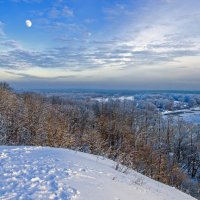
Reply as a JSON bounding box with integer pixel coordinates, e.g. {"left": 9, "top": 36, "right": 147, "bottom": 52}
{"left": 0, "top": 146, "right": 197, "bottom": 200}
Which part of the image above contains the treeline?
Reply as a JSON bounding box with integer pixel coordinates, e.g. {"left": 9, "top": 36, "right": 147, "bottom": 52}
{"left": 0, "top": 83, "right": 199, "bottom": 198}
{"left": 134, "top": 93, "right": 200, "bottom": 111}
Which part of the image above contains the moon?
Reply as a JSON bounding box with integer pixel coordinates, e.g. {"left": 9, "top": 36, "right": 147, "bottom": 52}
{"left": 25, "top": 20, "right": 32, "bottom": 28}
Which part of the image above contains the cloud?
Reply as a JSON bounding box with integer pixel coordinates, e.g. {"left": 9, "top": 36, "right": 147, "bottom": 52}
{"left": 0, "top": 21, "right": 5, "bottom": 37}
{"left": 29, "top": 1, "right": 77, "bottom": 38}
{"left": 1, "top": 35, "right": 199, "bottom": 73}
{"left": 48, "top": 6, "right": 74, "bottom": 18}
{"left": 4, "top": 71, "right": 76, "bottom": 80}
{"left": 31, "top": 0, "right": 74, "bottom": 19}
{"left": 0, "top": 40, "right": 21, "bottom": 49}
{"left": 62, "top": 6, "right": 74, "bottom": 17}
{"left": 1, "top": 0, "right": 200, "bottom": 74}
{"left": 103, "top": 3, "right": 133, "bottom": 19}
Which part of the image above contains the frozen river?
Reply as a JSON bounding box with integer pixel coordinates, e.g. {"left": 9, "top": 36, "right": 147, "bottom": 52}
{"left": 180, "top": 111, "right": 200, "bottom": 124}
{"left": 162, "top": 108, "right": 200, "bottom": 124}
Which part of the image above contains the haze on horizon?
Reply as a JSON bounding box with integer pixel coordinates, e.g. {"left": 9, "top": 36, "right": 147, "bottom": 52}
{"left": 0, "top": 0, "right": 200, "bottom": 90}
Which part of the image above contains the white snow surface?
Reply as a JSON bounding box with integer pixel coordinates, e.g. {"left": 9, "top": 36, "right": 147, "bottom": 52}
{"left": 0, "top": 146, "right": 196, "bottom": 200}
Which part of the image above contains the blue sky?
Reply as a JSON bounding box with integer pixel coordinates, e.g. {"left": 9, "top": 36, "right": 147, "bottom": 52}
{"left": 0, "top": 0, "right": 200, "bottom": 90}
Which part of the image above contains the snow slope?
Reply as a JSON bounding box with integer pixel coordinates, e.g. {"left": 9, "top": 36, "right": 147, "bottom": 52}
{"left": 0, "top": 146, "right": 196, "bottom": 200}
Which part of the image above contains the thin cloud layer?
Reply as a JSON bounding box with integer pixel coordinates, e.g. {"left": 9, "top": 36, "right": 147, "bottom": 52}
{"left": 0, "top": 21, "right": 5, "bottom": 36}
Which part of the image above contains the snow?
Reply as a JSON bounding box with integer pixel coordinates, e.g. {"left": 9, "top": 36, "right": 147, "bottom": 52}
{"left": 0, "top": 146, "right": 196, "bottom": 200}
{"left": 162, "top": 108, "right": 200, "bottom": 124}
{"left": 180, "top": 112, "right": 200, "bottom": 124}
{"left": 93, "top": 96, "right": 134, "bottom": 102}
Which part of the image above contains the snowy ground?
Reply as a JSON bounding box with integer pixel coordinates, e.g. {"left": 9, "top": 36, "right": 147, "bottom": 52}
{"left": 0, "top": 146, "right": 196, "bottom": 200}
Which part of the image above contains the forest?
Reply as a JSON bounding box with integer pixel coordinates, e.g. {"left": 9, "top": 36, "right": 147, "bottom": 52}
{"left": 0, "top": 82, "right": 199, "bottom": 198}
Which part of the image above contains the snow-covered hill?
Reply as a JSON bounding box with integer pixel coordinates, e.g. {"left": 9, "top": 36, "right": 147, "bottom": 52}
{"left": 0, "top": 146, "right": 196, "bottom": 200}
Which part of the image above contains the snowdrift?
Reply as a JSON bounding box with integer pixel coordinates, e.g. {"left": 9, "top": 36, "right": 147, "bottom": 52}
{"left": 0, "top": 146, "right": 196, "bottom": 200}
